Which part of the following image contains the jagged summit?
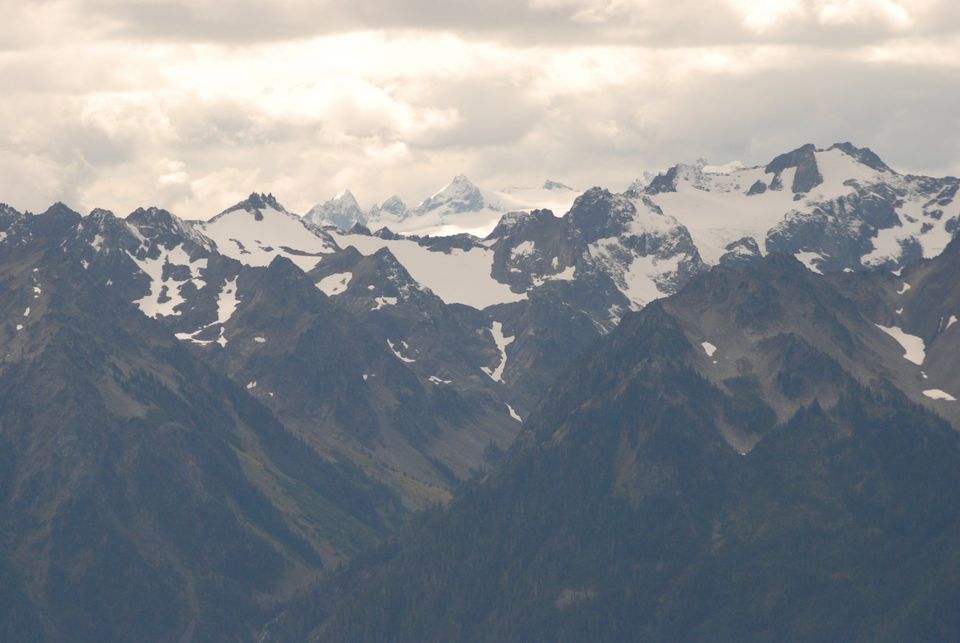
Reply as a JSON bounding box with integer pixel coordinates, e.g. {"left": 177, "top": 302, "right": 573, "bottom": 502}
{"left": 200, "top": 191, "right": 336, "bottom": 271}
{"left": 377, "top": 195, "right": 409, "bottom": 218}
{"left": 640, "top": 142, "right": 894, "bottom": 197}
{"left": 86, "top": 207, "right": 118, "bottom": 222}
{"left": 304, "top": 189, "right": 367, "bottom": 230}
{"left": 623, "top": 141, "right": 953, "bottom": 269}
{"left": 42, "top": 201, "right": 82, "bottom": 218}
{"left": 34, "top": 202, "right": 83, "bottom": 231}
{"left": 127, "top": 206, "right": 180, "bottom": 227}
{"left": 209, "top": 192, "right": 288, "bottom": 222}
{"left": 301, "top": 176, "right": 580, "bottom": 238}
{"left": 0, "top": 202, "right": 22, "bottom": 217}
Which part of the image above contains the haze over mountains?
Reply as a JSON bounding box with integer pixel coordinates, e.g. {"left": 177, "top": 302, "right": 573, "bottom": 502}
{"left": 304, "top": 176, "right": 580, "bottom": 238}
{"left": 3, "top": 142, "right": 960, "bottom": 641}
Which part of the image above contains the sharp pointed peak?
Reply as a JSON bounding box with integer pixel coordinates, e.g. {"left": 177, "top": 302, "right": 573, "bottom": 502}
{"left": 229, "top": 192, "right": 285, "bottom": 212}
{"left": 41, "top": 201, "right": 82, "bottom": 219}
{"left": 332, "top": 189, "right": 359, "bottom": 204}
{"left": 243, "top": 192, "right": 284, "bottom": 210}
{"left": 435, "top": 174, "right": 479, "bottom": 193}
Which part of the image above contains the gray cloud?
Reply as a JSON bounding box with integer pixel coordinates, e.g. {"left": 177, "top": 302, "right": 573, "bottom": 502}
{"left": 1, "top": 0, "right": 959, "bottom": 217}
{"left": 21, "top": 0, "right": 959, "bottom": 47}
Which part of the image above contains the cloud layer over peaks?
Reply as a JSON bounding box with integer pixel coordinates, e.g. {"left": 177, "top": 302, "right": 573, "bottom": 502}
{"left": 1, "top": 0, "right": 958, "bottom": 217}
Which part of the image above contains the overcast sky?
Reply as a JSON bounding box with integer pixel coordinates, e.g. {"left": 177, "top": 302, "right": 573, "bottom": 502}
{"left": 2, "top": 0, "right": 959, "bottom": 218}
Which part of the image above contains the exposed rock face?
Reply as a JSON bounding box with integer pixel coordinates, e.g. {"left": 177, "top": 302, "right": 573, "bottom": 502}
{"left": 746, "top": 179, "right": 767, "bottom": 195}
{"left": 719, "top": 236, "right": 762, "bottom": 267}
{"left": 765, "top": 143, "right": 824, "bottom": 193}
{"left": 633, "top": 143, "right": 960, "bottom": 272}
{"left": 643, "top": 165, "right": 680, "bottom": 194}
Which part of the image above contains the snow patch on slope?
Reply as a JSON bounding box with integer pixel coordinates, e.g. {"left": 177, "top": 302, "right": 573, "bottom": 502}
{"left": 875, "top": 324, "right": 925, "bottom": 365}
{"left": 588, "top": 237, "right": 680, "bottom": 309}
{"left": 217, "top": 277, "right": 240, "bottom": 324}
{"left": 129, "top": 244, "right": 206, "bottom": 318}
{"left": 372, "top": 296, "right": 398, "bottom": 310}
{"left": 316, "top": 272, "right": 352, "bottom": 296}
{"left": 481, "top": 321, "right": 514, "bottom": 383}
{"left": 794, "top": 251, "right": 826, "bottom": 274}
{"left": 387, "top": 339, "right": 416, "bottom": 363}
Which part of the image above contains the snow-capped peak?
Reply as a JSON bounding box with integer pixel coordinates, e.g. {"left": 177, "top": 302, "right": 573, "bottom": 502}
{"left": 304, "top": 190, "right": 367, "bottom": 230}
{"left": 368, "top": 195, "right": 410, "bottom": 226}
{"left": 355, "top": 176, "right": 582, "bottom": 238}
{"left": 200, "top": 192, "right": 337, "bottom": 271}
{"left": 624, "top": 141, "right": 956, "bottom": 271}
{"left": 417, "top": 175, "right": 487, "bottom": 213}
{"left": 335, "top": 189, "right": 360, "bottom": 207}
{"left": 379, "top": 195, "right": 408, "bottom": 216}
{"left": 209, "top": 193, "right": 289, "bottom": 223}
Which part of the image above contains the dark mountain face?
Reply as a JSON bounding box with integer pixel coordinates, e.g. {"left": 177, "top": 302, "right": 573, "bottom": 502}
{"left": 764, "top": 142, "right": 824, "bottom": 193}
{"left": 826, "top": 233, "right": 960, "bottom": 427}
{"left": 275, "top": 255, "right": 960, "bottom": 642}
{"left": 7, "top": 201, "right": 522, "bottom": 511}
{"left": 210, "top": 255, "right": 520, "bottom": 508}
{"left": 0, "top": 208, "right": 400, "bottom": 642}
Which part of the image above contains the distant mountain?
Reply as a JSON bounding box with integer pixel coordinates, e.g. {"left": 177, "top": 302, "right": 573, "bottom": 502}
{"left": 633, "top": 142, "right": 959, "bottom": 272}
{"left": 366, "top": 195, "right": 410, "bottom": 229}
{"left": 303, "top": 190, "right": 367, "bottom": 231}
{"left": 417, "top": 174, "right": 487, "bottom": 214}
{"left": 274, "top": 253, "right": 960, "bottom": 642}
{"left": 304, "top": 175, "right": 582, "bottom": 238}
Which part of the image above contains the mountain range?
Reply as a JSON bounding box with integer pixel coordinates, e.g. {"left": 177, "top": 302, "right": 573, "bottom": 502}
{"left": 303, "top": 176, "right": 580, "bottom": 237}
{"left": 2, "top": 142, "right": 959, "bottom": 641}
